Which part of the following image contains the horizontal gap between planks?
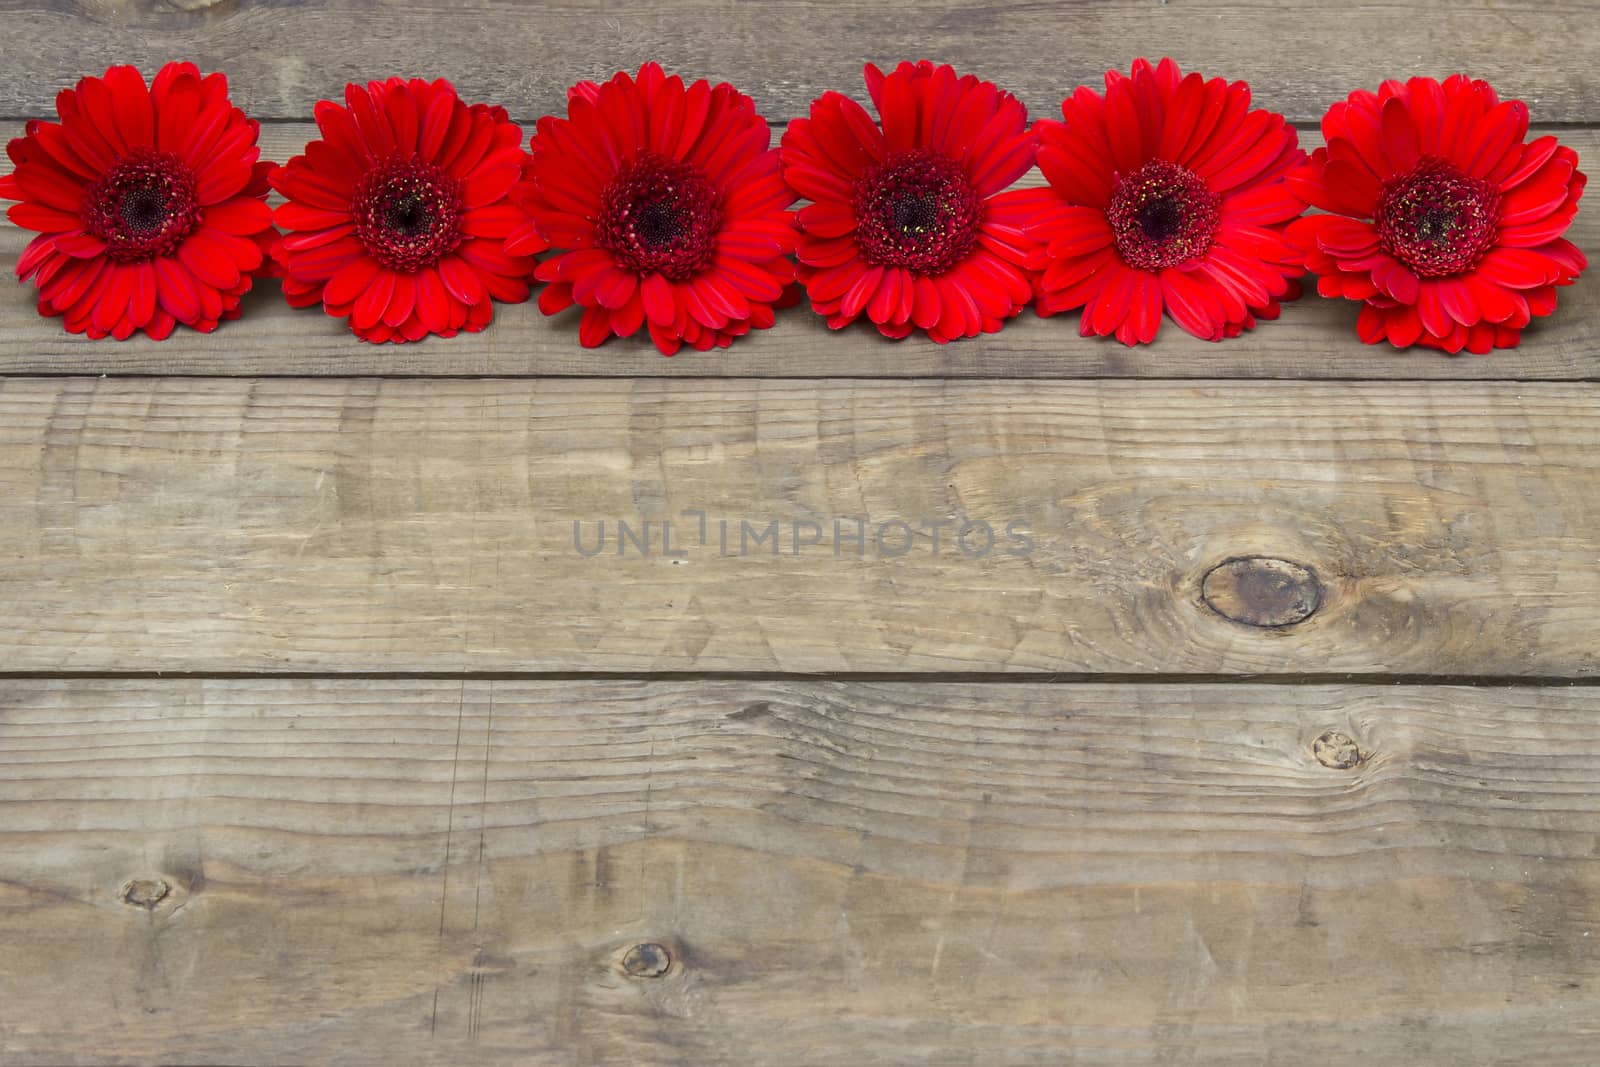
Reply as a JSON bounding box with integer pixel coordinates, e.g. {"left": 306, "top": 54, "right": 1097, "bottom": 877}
{"left": 6, "top": 117, "right": 1600, "bottom": 132}
{"left": 1, "top": 670, "right": 1597, "bottom": 687}
{"left": 3, "top": 374, "right": 1596, "bottom": 387}
{"left": 5, "top": 372, "right": 1600, "bottom": 384}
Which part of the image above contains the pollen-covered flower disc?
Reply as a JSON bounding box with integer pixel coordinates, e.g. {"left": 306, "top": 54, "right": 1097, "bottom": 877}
{"left": 1022, "top": 58, "right": 1307, "bottom": 345}
{"left": 271, "top": 78, "right": 537, "bottom": 343}
{"left": 511, "top": 63, "right": 798, "bottom": 356}
{"left": 0, "top": 63, "right": 276, "bottom": 339}
{"left": 781, "top": 61, "right": 1040, "bottom": 342}
{"left": 1289, "top": 76, "right": 1587, "bottom": 354}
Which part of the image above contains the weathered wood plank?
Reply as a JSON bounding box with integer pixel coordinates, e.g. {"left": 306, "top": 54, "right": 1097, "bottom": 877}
{"left": 0, "top": 0, "right": 1596, "bottom": 125}
{"left": 1, "top": 123, "right": 1595, "bottom": 379}
{"left": 2, "top": 376, "right": 1598, "bottom": 675}
{"left": 3, "top": 678, "right": 1597, "bottom": 1064}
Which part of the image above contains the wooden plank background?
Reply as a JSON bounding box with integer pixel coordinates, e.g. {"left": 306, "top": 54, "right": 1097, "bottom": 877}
{"left": 0, "top": 0, "right": 1594, "bottom": 125}
{"left": 4, "top": 679, "right": 1600, "bottom": 1063}
{"left": 2, "top": 377, "right": 1599, "bottom": 676}
{"left": 2, "top": 1, "right": 1598, "bottom": 1063}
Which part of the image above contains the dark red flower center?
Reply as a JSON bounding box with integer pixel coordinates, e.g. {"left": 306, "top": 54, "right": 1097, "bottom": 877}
{"left": 596, "top": 152, "right": 723, "bottom": 281}
{"left": 82, "top": 149, "right": 201, "bottom": 262}
{"left": 1376, "top": 158, "right": 1501, "bottom": 277}
{"left": 352, "top": 155, "right": 465, "bottom": 272}
{"left": 1106, "top": 159, "right": 1220, "bottom": 271}
{"left": 852, "top": 149, "right": 982, "bottom": 274}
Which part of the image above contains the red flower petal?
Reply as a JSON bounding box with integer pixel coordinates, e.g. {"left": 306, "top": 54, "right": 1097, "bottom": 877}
{"left": 1319, "top": 159, "right": 1384, "bottom": 216}
{"left": 538, "top": 281, "right": 575, "bottom": 316}
{"left": 460, "top": 203, "right": 524, "bottom": 238}
{"left": 1477, "top": 247, "right": 1559, "bottom": 288}
{"left": 205, "top": 197, "right": 274, "bottom": 235}
{"left": 1370, "top": 255, "right": 1420, "bottom": 304}
{"left": 128, "top": 260, "right": 157, "bottom": 328}
{"left": 153, "top": 255, "right": 200, "bottom": 323}
{"left": 578, "top": 304, "right": 613, "bottom": 347}
{"left": 1462, "top": 100, "right": 1528, "bottom": 179}
{"left": 383, "top": 273, "right": 415, "bottom": 328}
{"left": 351, "top": 268, "right": 397, "bottom": 332}
{"left": 12, "top": 161, "right": 89, "bottom": 213}
{"left": 840, "top": 264, "right": 884, "bottom": 320}
{"left": 53, "top": 233, "right": 107, "bottom": 258}
{"left": 1160, "top": 267, "right": 1222, "bottom": 341}
{"left": 178, "top": 230, "right": 242, "bottom": 290}
{"left": 7, "top": 201, "right": 80, "bottom": 232}
{"left": 1128, "top": 270, "right": 1163, "bottom": 344}
{"left": 324, "top": 255, "right": 379, "bottom": 307}
{"left": 612, "top": 293, "right": 645, "bottom": 337}
{"left": 1380, "top": 97, "right": 1420, "bottom": 172}
{"left": 1434, "top": 277, "right": 1479, "bottom": 327}
{"left": 89, "top": 262, "right": 133, "bottom": 334}
{"left": 415, "top": 267, "right": 451, "bottom": 333}
{"left": 1037, "top": 140, "right": 1115, "bottom": 210}
{"left": 1499, "top": 135, "right": 1561, "bottom": 191}
{"left": 439, "top": 255, "right": 487, "bottom": 305}
{"left": 1500, "top": 156, "right": 1576, "bottom": 225}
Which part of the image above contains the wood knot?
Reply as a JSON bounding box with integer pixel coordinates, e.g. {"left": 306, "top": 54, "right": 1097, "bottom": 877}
{"left": 1201, "top": 556, "right": 1323, "bottom": 628}
{"left": 620, "top": 942, "right": 672, "bottom": 978}
{"left": 120, "top": 878, "right": 170, "bottom": 909}
{"left": 1313, "top": 731, "right": 1363, "bottom": 769}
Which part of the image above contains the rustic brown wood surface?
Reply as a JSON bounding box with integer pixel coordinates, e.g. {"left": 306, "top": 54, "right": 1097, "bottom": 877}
{"left": 4, "top": 679, "right": 1599, "bottom": 1065}
{"left": 2, "top": 377, "right": 1599, "bottom": 676}
{"left": 1, "top": 123, "right": 1594, "bottom": 379}
{"left": 3, "top": 0, "right": 1599, "bottom": 1062}
{"left": 0, "top": 0, "right": 1595, "bottom": 125}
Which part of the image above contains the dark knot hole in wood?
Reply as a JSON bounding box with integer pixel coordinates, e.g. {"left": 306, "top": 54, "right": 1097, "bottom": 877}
{"left": 1200, "top": 556, "right": 1324, "bottom": 628}
{"left": 1313, "top": 731, "right": 1364, "bottom": 769}
{"left": 120, "top": 879, "right": 170, "bottom": 909}
{"left": 620, "top": 942, "right": 672, "bottom": 978}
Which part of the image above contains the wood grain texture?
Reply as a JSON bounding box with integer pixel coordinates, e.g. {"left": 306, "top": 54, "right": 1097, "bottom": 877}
{"left": 0, "top": 0, "right": 1596, "bottom": 125}
{"left": 1, "top": 123, "right": 1594, "bottom": 379}
{"left": 2, "top": 376, "right": 1598, "bottom": 676}
{"left": 3, "top": 678, "right": 1598, "bottom": 1065}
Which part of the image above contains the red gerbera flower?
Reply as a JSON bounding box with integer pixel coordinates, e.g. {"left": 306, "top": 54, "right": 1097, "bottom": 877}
{"left": 781, "top": 61, "right": 1039, "bottom": 342}
{"left": 1021, "top": 58, "right": 1306, "bottom": 345}
{"left": 0, "top": 62, "right": 275, "bottom": 340}
{"left": 271, "top": 78, "right": 536, "bottom": 343}
{"left": 1288, "top": 76, "right": 1586, "bottom": 354}
{"left": 512, "top": 63, "right": 796, "bottom": 356}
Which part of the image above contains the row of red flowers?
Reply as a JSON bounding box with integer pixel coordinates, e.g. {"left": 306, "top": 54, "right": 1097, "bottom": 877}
{"left": 1, "top": 60, "right": 1586, "bottom": 355}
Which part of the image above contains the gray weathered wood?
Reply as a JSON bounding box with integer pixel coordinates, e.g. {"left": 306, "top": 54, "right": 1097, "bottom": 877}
{"left": 4, "top": 1, "right": 1598, "bottom": 1062}
{"left": 1, "top": 376, "right": 1598, "bottom": 675}
{"left": 0, "top": 0, "right": 1595, "bottom": 125}
{"left": 1, "top": 123, "right": 1594, "bottom": 379}
{"left": 3, "top": 678, "right": 1597, "bottom": 1064}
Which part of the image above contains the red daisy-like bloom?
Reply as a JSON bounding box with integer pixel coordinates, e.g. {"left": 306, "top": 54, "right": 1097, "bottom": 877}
{"left": 781, "top": 61, "right": 1039, "bottom": 342}
{"left": 511, "top": 63, "right": 796, "bottom": 356}
{"left": 1022, "top": 58, "right": 1307, "bottom": 345}
{"left": 0, "top": 62, "right": 275, "bottom": 339}
{"left": 1288, "top": 76, "right": 1587, "bottom": 354}
{"left": 271, "top": 78, "right": 537, "bottom": 343}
